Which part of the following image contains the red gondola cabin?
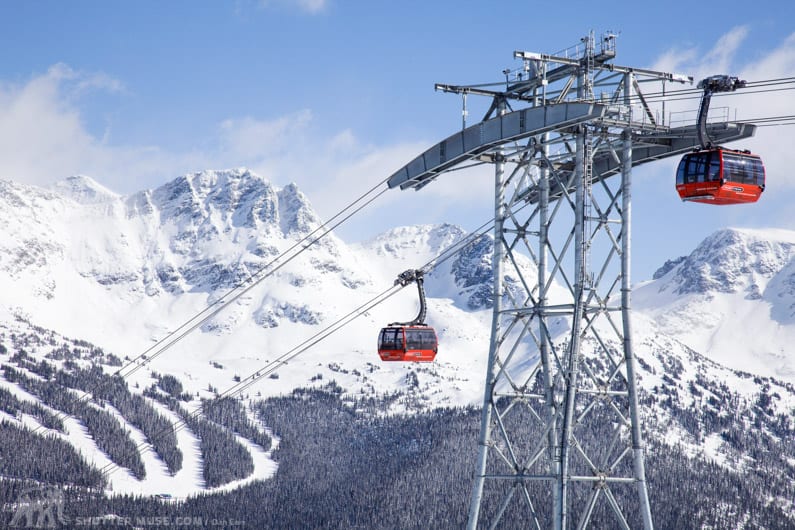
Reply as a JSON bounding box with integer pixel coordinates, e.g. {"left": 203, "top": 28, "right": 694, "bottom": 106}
{"left": 377, "top": 325, "right": 438, "bottom": 362}
{"left": 676, "top": 148, "right": 765, "bottom": 205}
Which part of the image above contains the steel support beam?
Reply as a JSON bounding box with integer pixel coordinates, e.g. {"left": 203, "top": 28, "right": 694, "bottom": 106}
{"left": 622, "top": 72, "right": 654, "bottom": 530}
{"left": 467, "top": 131, "right": 507, "bottom": 530}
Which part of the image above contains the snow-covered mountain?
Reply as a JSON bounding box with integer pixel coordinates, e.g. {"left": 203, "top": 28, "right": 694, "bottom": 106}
{"left": 635, "top": 227, "right": 795, "bottom": 382}
{"left": 0, "top": 169, "right": 498, "bottom": 408}
{"left": 3, "top": 169, "right": 795, "bottom": 400}
{"left": 1, "top": 169, "right": 794, "bottom": 509}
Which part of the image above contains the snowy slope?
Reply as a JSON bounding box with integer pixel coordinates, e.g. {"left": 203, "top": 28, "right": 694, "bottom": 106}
{"left": 0, "top": 307, "right": 279, "bottom": 498}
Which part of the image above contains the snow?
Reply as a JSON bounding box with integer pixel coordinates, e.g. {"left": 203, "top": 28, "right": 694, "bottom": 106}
{"left": 211, "top": 432, "right": 279, "bottom": 495}
{"left": 0, "top": 174, "right": 503, "bottom": 412}
{"left": 0, "top": 171, "right": 511, "bottom": 496}
{"left": 101, "top": 400, "right": 279, "bottom": 499}
{"left": 702, "top": 433, "right": 728, "bottom": 466}
{"left": 50, "top": 175, "right": 120, "bottom": 205}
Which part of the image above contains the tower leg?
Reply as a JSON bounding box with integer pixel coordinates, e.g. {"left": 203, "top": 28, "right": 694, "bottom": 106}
{"left": 467, "top": 146, "right": 506, "bottom": 530}
{"left": 622, "top": 73, "right": 654, "bottom": 530}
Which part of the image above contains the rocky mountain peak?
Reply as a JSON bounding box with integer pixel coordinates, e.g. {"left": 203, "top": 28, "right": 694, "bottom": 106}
{"left": 656, "top": 228, "right": 795, "bottom": 296}
{"left": 277, "top": 182, "right": 321, "bottom": 236}
{"left": 146, "top": 169, "right": 322, "bottom": 240}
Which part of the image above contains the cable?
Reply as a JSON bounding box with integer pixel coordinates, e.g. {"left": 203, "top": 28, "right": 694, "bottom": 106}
{"left": 588, "top": 77, "right": 795, "bottom": 110}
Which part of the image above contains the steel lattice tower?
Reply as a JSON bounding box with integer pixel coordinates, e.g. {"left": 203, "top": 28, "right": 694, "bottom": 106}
{"left": 386, "top": 32, "right": 756, "bottom": 529}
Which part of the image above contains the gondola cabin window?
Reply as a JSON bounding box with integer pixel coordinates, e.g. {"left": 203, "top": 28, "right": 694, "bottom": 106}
{"left": 378, "top": 327, "right": 403, "bottom": 350}
{"left": 406, "top": 328, "right": 437, "bottom": 350}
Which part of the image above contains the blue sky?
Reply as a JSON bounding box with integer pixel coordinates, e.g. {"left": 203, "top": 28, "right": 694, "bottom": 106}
{"left": 0, "top": 1, "right": 794, "bottom": 280}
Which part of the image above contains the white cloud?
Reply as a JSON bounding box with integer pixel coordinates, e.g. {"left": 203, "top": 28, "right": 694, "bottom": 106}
{"left": 297, "top": 0, "right": 326, "bottom": 13}
{"left": 0, "top": 66, "right": 107, "bottom": 182}
{"left": 47, "top": 62, "right": 126, "bottom": 96}
{"left": 0, "top": 63, "right": 445, "bottom": 224}
{"left": 258, "top": 0, "right": 328, "bottom": 14}
{"left": 733, "top": 32, "right": 795, "bottom": 188}
{"left": 650, "top": 26, "right": 749, "bottom": 77}
{"left": 701, "top": 26, "right": 749, "bottom": 75}
{"left": 213, "top": 110, "right": 434, "bottom": 218}
{"left": 649, "top": 47, "right": 698, "bottom": 75}
{"left": 210, "top": 108, "right": 493, "bottom": 239}
{"left": 0, "top": 65, "right": 209, "bottom": 190}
